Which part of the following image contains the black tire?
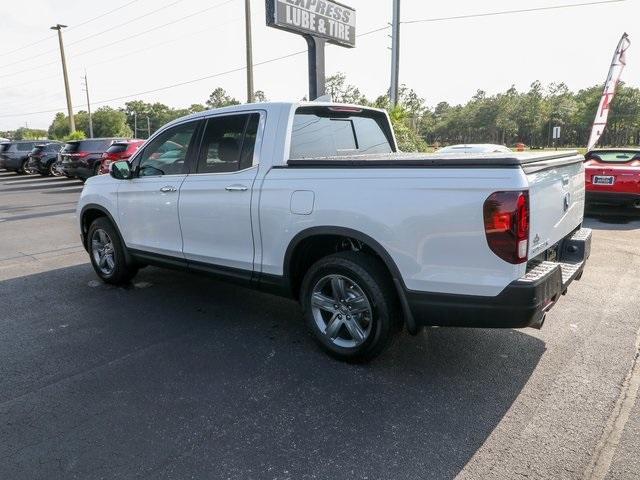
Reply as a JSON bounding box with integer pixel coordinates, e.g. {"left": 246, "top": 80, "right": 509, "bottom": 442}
{"left": 21, "top": 160, "right": 31, "bottom": 175}
{"left": 300, "top": 251, "right": 400, "bottom": 363}
{"left": 87, "top": 217, "right": 138, "bottom": 285}
{"left": 44, "top": 161, "right": 56, "bottom": 177}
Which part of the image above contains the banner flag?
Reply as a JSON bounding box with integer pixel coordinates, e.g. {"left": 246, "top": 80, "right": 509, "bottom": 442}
{"left": 587, "top": 33, "right": 631, "bottom": 150}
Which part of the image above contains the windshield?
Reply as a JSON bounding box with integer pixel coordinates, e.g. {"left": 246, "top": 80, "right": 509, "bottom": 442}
{"left": 587, "top": 151, "right": 640, "bottom": 163}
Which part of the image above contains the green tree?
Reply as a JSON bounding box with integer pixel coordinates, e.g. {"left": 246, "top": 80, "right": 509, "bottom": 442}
{"left": 206, "top": 88, "right": 240, "bottom": 109}
{"left": 91, "top": 107, "right": 133, "bottom": 138}
{"left": 325, "top": 73, "right": 367, "bottom": 104}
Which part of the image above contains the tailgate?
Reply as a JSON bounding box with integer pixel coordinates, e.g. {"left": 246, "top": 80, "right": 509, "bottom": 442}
{"left": 525, "top": 153, "right": 585, "bottom": 258}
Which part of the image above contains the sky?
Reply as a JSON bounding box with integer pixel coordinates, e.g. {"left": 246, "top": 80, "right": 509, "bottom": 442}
{"left": 0, "top": 0, "right": 637, "bottom": 131}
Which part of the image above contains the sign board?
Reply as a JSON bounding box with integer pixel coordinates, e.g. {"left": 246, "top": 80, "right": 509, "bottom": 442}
{"left": 553, "top": 126, "right": 561, "bottom": 139}
{"left": 266, "top": 0, "right": 356, "bottom": 48}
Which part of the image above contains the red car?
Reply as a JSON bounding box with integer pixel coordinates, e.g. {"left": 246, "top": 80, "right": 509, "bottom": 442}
{"left": 98, "top": 140, "right": 145, "bottom": 174}
{"left": 585, "top": 148, "right": 640, "bottom": 208}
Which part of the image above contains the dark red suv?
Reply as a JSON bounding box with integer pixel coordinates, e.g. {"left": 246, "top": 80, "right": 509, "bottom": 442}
{"left": 98, "top": 140, "right": 145, "bottom": 175}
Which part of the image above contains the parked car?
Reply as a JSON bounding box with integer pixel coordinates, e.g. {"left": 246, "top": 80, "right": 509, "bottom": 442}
{"left": 77, "top": 102, "right": 590, "bottom": 362}
{"left": 98, "top": 140, "right": 145, "bottom": 175}
{"left": 436, "top": 144, "right": 512, "bottom": 154}
{"left": 584, "top": 148, "right": 640, "bottom": 208}
{"left": 27, "top": 142, "right": 64, "bottom": 176}
{"left": 59, "top": 138, "right": 127, "bottom": 180}
{"left": 0, "top": 140, "right": 40, "bottom": 174}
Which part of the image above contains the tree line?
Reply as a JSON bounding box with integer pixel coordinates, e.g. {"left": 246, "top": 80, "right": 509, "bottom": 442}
{"left": 2, "top": 75, "right": 638, "bottom": 152}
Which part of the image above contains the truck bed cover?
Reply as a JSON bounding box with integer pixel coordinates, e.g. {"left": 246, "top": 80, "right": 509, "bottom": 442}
{"left": 286, "top": 150, "right": 584, "bottom": 172}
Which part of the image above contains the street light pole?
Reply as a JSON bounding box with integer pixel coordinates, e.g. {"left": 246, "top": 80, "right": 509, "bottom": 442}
{"left": 390, "top": 0, "right": 401, "bottom": 106}
{"left": 50, "top": 24, "right": 75, "bottom": 133}
{"left": 245, "top": 0, "right": 254, "bottom": 103}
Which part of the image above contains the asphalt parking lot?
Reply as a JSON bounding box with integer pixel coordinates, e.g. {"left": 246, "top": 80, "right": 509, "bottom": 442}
{"left": 1, "top": 170, "right": 639, "bottom": 480}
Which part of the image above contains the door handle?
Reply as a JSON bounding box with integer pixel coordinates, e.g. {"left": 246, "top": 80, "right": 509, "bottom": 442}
{"left": 225, "top": 184, "right": 248, "bottom": 192}
{"left": 561, "top": 176, "right": 570, "bottom": 187}
{"left": 160, "top": 186, "right": 177, "bottom": 193}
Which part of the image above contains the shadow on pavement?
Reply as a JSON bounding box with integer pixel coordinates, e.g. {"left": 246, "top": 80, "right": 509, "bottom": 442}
{"left": 0, "top": 264, "right": 545, "bottom": 480}
{"left": 584, "top": 205, "right": 640, "bottom": 231}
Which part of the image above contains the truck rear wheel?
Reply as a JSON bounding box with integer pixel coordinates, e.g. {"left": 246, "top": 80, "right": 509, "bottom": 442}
{"left": 300, "top": 251, "right": 399, "bottom": 362}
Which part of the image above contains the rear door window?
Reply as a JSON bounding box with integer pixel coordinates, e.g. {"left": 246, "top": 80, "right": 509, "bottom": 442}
{"left": 196, "top": 113, "right": 260, "bottom": 174}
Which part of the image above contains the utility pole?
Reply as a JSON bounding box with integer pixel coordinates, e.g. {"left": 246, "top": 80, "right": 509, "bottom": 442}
{"left": 81, "top": 72, "right": 93, "bottom": 138}
{"left": 133, "top": 113, "right": 137, "bottom": 138}
{"left": 245, "top": 0, "right": 254, "bottom": 103}
{"left": 147, "top": 117, "right": 151, "bottom": 139}
{"left": 50, "top": 24, "right": 75, "bottom": 133}
{"left": 390, "top": 0, "right": 401, "bottom": 106}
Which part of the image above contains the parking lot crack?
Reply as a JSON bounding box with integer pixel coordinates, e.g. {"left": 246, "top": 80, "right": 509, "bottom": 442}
{"left": 582, "top": 325, "right": 640, "bottom": 480}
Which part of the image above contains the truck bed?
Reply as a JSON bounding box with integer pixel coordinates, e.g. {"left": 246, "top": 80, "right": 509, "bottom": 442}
{"left": 286, "top": 151, "right": 584, "bottom": 172}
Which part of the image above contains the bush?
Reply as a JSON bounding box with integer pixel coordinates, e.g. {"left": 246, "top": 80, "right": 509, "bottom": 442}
{"left": 63, "top": 131, "right": 87, "bottom": 142}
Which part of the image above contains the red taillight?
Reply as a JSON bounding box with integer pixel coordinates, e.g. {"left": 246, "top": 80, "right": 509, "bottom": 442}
{"left": 483, "top": 191, "right": 529, "bottom": 264}
{"left": 328, "top": 106, "right": 363, "bottom": 113}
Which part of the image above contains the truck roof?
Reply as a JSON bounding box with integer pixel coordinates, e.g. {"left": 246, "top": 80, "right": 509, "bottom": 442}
{"left": 162, "top": 101, "right": 386, "bottom": 129}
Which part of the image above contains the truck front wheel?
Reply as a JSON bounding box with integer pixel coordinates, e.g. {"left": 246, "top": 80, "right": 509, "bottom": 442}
{"left": 300, "top": 251, "right": 399, "bottom": 362}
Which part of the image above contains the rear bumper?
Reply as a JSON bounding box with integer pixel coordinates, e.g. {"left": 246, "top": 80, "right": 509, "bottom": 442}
{"left": 586, "top": 191, "right": 640, "bottom": 206}
{"left": 3, "top": 157, "right": 25, "bottom": 171}
{"left": 406, "top": 228, "right": 592, "bottom": 329}
{"left": 62, "top": 162, "right": 93, "bottom": 179}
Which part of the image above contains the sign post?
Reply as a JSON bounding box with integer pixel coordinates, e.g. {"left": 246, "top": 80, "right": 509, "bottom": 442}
{"left": 266, "top": 0, "right": 356, "bottom": 100}
{"left": 552, "top": 126, "right": 561, "bottom": 150}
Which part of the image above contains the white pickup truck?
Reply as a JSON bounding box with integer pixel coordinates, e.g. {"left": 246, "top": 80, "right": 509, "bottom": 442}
{"left": 77, "top": 102, "right": 591, "bottom": 361}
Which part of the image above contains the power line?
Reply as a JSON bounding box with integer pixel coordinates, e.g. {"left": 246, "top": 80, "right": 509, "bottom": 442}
{"left": 0, "top": 0, "right": 146, "bottom": 63}
{"left": 0, "top": 25, "right": 389, "bottom": 118}
{"left": 66, "top": 0, "right": 187, "bottom": 47}
{"left": 0, "top": 24, "right": 392, "bottom": 118}
{"left": 71, "top": 0, "right": 238, "bottom": 59}
{"left": 402, "top": 0, "right": 625, "bottom": 24}
{"left": 0, "top": 0, "right": 238, "bottom": 80}
{"left": 0, "top": 34, "right": 56, "bottom": 58}
{"left": 66, "top": 0, "right": 143, "bottom": 31}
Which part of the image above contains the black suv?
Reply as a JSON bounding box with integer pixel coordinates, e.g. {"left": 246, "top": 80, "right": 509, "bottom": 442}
{"left": 0, "top": 141, "right": 40, "bottom": 174}
{"left": 59, "top": 138, "right": 126, "bottom": 180}
{"left": 27, "top": 142, "right": 64, "bottom": 176}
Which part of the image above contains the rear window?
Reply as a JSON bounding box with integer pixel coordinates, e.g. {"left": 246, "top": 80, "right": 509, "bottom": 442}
{"left": 106, "top": 143, "right": 128, "bottom": 154}
{"left": 17, "top": 142, "right": 35, "bottom": 151}
{"left": 587, "top": 151, "right": 640, "bottom": 163}
{"left": 63, "top": 139, "right": 114, "bottom": 153}
{"left": 290, "top": 107, "right": 394, "bottom": 159}
{"left": 0, "top": 143, "right": 10, "bottom": 152}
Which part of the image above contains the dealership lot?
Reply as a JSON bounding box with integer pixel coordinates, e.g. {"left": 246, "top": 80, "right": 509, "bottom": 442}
{"left": 1, "top": 170, "right": 639, "bottom": 479}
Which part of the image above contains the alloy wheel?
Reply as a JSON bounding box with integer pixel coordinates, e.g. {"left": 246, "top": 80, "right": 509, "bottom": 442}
{"left": 310, "top": 274, "right": 373, "bottom": 348}
{"left": 91, "top": 228, "right": 116, "bottom": 276}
